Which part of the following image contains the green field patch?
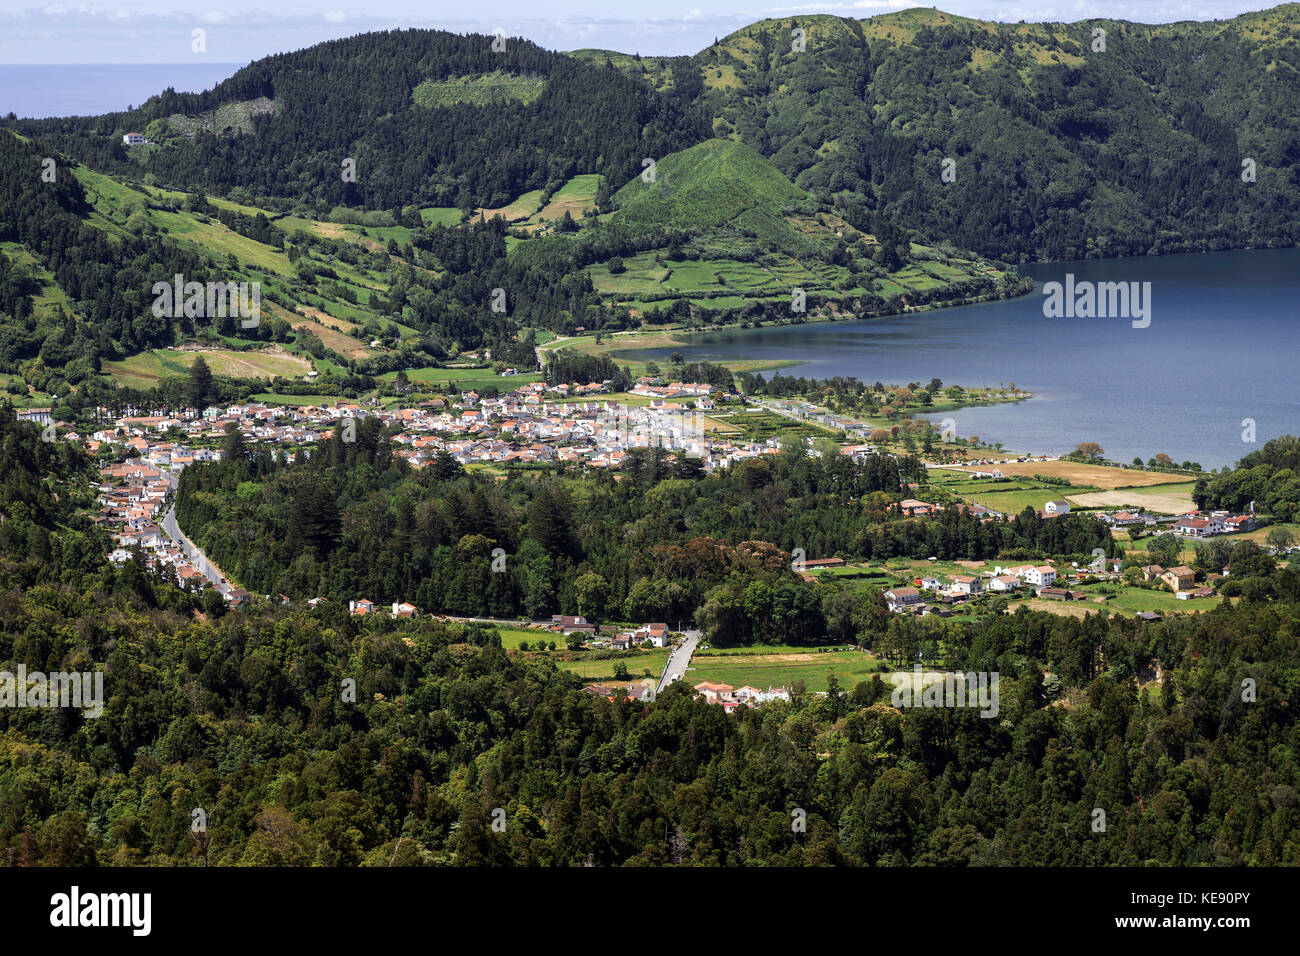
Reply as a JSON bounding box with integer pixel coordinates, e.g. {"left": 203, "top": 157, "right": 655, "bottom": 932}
{"left": 102, "top": 347, "right": 312, "bottom": 387}
{"left": 557, "top": 648, "right": 670, "bottom": 681}
{"left": 687, "top": 648, "right": 883, "bottom": 693}
{"left": 413, "top": 72, "right": 546, "bottom": 108}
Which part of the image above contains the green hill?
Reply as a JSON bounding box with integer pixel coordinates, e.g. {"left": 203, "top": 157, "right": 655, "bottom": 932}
{"left": 505, "top": 138, "right": 1028, "bottom": 321}
{"left": 685, "top": 5, "right": 1300, "bottom": 260}
{"left": 611, "top": 139, "right": 815, "bottom": 257}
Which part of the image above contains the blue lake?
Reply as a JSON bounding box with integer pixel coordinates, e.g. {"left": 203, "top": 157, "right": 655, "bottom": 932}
{"left": 620, "top": 248, "right": 1300, "bottom": 470}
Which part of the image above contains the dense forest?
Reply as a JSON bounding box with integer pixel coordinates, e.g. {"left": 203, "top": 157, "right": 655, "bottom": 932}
{"left": 11, "top": 31, "right": 709, "bottom": 213}
{"left": 1, "top": 406, "right": 1298, "bottom": 865}
{"left": 13, "top": 7, "right": 1300, "bottom": 261}
{"left": 171, "top": 423, "right": 1119, "bottom": 638}
{"left": 1195, "top": 434, "right": 1300, "bottom": 521}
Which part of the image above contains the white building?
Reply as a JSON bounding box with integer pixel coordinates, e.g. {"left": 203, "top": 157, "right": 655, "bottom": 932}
{"left": 1024, "top": 566, "right": 1057, "bottom": 587}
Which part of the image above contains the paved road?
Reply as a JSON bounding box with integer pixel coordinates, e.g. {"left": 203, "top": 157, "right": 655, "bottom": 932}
{"left": 159, "top": 489, "right": 233, "bottom": 593}
{"left": 657, "top": 629, "right": 701, "bottom": 694}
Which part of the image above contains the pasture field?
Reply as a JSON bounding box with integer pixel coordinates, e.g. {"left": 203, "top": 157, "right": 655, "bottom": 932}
{"left": 495, "top": 628, "right": 558, "bottom": 650}
{"left": 249, "top": 393, "right": 350, "bottom": 406}
{"left": 686, "top": 647, "right": 884, "bottom": 693}
{"left": 957, "top": 460, "right": 1193, "bottom": 489}
{"left": 1066, "top": 482, "right": 1198, "bottom": 515}
{"left": 522, "top": 174, "right": 603, "bottom": 227}
{"left": 377, "top": 367, "right": 541, "bottom": 390}
{"left": 102, "top": 347, "right": 312, "bottom": 387}
{"left": 420, "top": 207, "right": 463, "bottom": 228}
{"left": 952, "top": 487, "right": 1077, "bottom": 515}
{"left": 477, "top": 189, "right": 545, "bottom": 223}
{"left": 557, "top": 649, "right": 670, "bottom": 681}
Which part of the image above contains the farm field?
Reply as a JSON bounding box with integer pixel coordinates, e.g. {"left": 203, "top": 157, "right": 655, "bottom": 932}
{"left": 686, "top": 647, "right": 884, "bottom": 693}
{"left": 520, "top": 174, "right": 603, "bottom": 229}
{"left": 557, "top": 649, "right": 670, "bottom": 682}
{"left": 249, "top": 393, "right": 350, "bottom": 406}
{"left": 957, "top": 460, "right": 1192, "bottom": 489}
{"left": 494, "top": 627, "right": 559, "bottom": 650}
{"left": 1066, "top": 482, "right": 1198, "bottom": 514}
{"left": 102, "top": 347, "right": 312, "bottom": 387}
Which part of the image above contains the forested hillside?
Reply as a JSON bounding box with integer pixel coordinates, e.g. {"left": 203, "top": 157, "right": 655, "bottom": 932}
{"left": 2, "top": 413, "right": 1299, "bottom": 865}
{"left": 13, "top": 6, "right": 1300, "bottom": 261}
{"left": 686, "top": 6, "right": 1300, "bottom": 260}
{"left": 11, "top": 30, "right": 709, "bottom": 213}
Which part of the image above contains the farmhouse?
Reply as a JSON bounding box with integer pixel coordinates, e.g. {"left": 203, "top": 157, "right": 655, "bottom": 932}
{"left": 949, "top": 575, "right": 982, "bottom": 596}
{"left": 989, "top": 574, "right": 1021, "bottom": 592}
{"left": 551, "top": 614, "right": 596, "bottom": 634}
{"left": 1023, "top": 565, "right": 1057, "bottom": 587}
{"left": 694, "top": 681, "right": 734, "bottom": 704}
{"left": 800, "top": 557, "right": 846, "bottom": 570}
{"left": 1173, "top": 515, "right": 1225, "bottom": 537}
{"left": 635, "top": 622, "right": 671, "bottom": 647}
{"left": 1160, "top": 566, "right": 1196, "bottom": 592}
{"left": 17, "top": 407, "right": 53, "bottom": 425}
{"left": 1044, "top": 500, "right": 1071, "bottom": 515}
{"left": 885, "top": 586, "right": 921, "bottom": 610}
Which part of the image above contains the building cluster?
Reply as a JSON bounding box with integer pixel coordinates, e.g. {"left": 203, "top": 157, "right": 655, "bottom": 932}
{"left": 693, "top": 682, "right": 792, "bottom": 711}
{"left": 1135, "top": 565, "right": 1219, "bottom": 599}
{"left": 90, "top": 425, "right": 222, "bottom": 590}
{"left": 883, "top": 557, "right": 1128, "bottom": 614}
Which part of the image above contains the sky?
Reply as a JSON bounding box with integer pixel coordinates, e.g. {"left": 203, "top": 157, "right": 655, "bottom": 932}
{"left": 0, "top": 1, "right": 1286, "bottom": 64}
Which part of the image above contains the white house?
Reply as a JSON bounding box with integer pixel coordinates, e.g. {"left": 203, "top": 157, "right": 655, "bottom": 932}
{"left": 989, "top": 574, "right": 1021, "bottom": 592}
{"left": 949, "top": 575, "right": 982, "bottom": 596}
{"left": 635, "top": 623, "right": 670, "bottom": 647}
{"left": 885, "top": 586, "right": 921, "bottom": 610}
{"left": 122, "top": 132, "right": 147, "bottom": 146}
{"left": 1044, "top": 500, "right": 1071, "bottom": 515}
{"left": 1024, "top": 565, "right": 1057, "bottom": 587}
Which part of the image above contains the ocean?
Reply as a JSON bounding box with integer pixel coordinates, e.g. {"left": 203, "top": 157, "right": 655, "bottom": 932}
{"left": 0, "top": 63, "right": 243, "bottom": 119}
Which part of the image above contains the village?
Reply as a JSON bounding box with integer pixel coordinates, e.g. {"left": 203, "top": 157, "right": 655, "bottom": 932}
{"left": 24, "top": 372, "right": 1269, "bottom": 637}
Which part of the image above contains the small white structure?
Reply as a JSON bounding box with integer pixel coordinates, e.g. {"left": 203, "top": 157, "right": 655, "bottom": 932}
{"left": 1044, "top": 500, "right": 1071, "bottom": 515}
{"left": 123, "top": 132, "right": 147, "bottom": 146}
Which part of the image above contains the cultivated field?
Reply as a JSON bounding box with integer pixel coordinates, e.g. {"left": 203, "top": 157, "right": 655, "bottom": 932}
{"left": 1067, "top": 483, "right": 1198, "bottom": 514}
{"left": 687, "top": 647, "right": 883, "bottom": 693}
{"left": 102, "top": 347, "right": 313, "bottom": 387}
{"left": 958, "top": 460, "right": 1190, "bottom": 489}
